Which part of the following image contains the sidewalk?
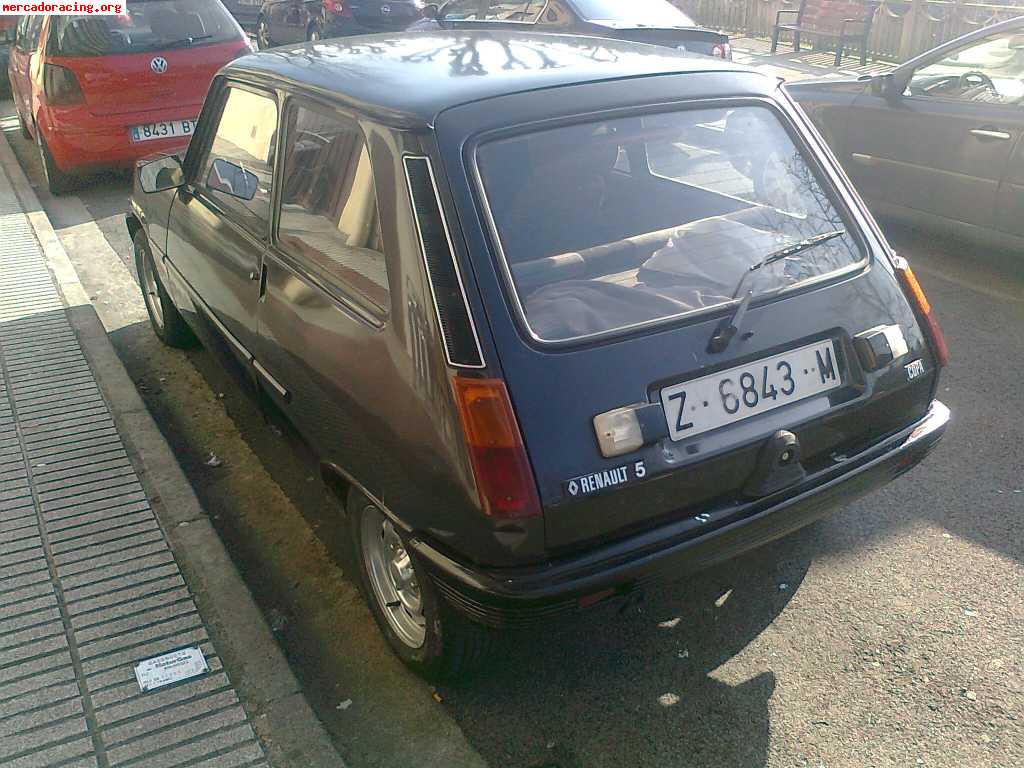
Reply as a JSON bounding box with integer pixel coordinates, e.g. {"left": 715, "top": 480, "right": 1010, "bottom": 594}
{"left": 0, "top": 140, "right": 339, "bottom": 765}
{"left": 729, "top": 35, "right": 895, "bottom": 81}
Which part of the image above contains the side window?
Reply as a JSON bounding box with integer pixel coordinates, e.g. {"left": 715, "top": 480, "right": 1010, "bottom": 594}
{"left": 199, "top": 86, "right": 278, "bottom": 235}
{"left": 907, "top": 31, "right": 1024, "bottom": 104}
{"left": 16, "top": 15, "right": 43, "bottom": 51}
{"left": 277, "top": 103, "right": 388, "bottom": 312}
{"left": 443, "top": 0, "right": 546, "bottom": 22}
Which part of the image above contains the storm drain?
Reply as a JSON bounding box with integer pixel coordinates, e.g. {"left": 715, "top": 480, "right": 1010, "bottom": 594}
{"left": 0, "top": 191, "right": 268, "bottom": 767}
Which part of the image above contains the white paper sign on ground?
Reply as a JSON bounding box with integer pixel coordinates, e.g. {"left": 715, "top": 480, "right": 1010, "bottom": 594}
{"left": 134, "top": 647, "right": 209, "bottom": 692}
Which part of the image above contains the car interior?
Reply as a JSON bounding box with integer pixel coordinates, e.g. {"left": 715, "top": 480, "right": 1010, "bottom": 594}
{"left": 478, "top": 109, "right": 858, "bottom": 340}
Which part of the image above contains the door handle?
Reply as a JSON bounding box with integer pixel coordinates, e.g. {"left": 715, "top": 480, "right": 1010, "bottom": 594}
{"left": 969, "top": 128, "right": 1011, "bottom": 140}
{"left": 248, "top": 270, "right": 259, "bottom": 281}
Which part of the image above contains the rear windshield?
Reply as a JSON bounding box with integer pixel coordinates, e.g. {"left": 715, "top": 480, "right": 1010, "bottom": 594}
{"left": 48, "top": 0, "right": 239, "bottom": 56}
{"left": 476, "top": 105, "right": 864, "bottom": 344}
{"left": 569, "top": 0, "right": 696, "bottom": 26}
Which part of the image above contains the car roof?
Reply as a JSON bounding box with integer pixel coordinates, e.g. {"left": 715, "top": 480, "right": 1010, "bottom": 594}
{"left": 225, "top": 30, "right": 760, "bottom": 127}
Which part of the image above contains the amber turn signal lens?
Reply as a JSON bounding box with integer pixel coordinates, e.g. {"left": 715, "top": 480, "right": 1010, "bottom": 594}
{"left": 453, "top": 377, "right": 541, "bottom": 520}
{"left": 894, "top": 257, "right": 948, "bottom": 368}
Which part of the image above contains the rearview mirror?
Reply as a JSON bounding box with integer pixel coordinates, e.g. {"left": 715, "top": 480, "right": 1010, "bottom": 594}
{"left": 421, "top": 3, "right": 440, "bottom": 19}
{"left": 138, "top": 155, "right": 184, "bottom": 194}
{"left": 206, "top": 158, "right": 259, "bottom": 201}
{"left": 871, "top": 73, "right": 901, "bottom": 102}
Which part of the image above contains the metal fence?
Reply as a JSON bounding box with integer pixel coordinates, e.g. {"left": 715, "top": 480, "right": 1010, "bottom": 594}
{"left": 673, "top": 0, "right": 1024, "bottom": 61}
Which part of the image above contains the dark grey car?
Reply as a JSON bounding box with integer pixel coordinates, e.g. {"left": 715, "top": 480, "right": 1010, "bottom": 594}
{"left": 127, "top": 31, "right": 949, "bottom": 678}
{"left": 788, "top": 16, "right": 1024, "bottom": 248}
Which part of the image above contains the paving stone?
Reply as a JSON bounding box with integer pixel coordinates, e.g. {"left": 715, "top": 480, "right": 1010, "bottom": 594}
{"left": 0, "top": 181, "right": 266, "bottom": 768}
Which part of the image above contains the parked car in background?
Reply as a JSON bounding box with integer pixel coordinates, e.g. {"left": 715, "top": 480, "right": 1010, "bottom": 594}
{"left": 788, "top": 16, "right": 1024, "bottom": 248}
{"left": 127, "top": 31, "right": 948, "bottom": 677}
{"left": 0, "top": 17, "right": 16, "bottom": 98}
{"left": 7, "top": 0, "right": 251, "bottom": 195}
{"left": 255, "top": 0, "right": 427, "bottom": 48}
{"left": 223, "top": 0, "right": 264, "bottom": 32}
{"left": 414, "top": 0, "right": 732, "bottom": 59}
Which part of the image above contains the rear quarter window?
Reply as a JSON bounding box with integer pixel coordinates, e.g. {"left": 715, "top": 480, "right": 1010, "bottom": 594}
{"left": 276, "top": 103, "right": 389, "bottom": 314}
{"left": 475, "top": 104, "right": 865, "bottom": 344}
{"left": 48, "top": 0, "right": 239, "bottom": 56}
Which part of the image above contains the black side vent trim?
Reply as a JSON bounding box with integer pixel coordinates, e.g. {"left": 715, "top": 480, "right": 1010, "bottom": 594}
{"left": 404, "top": 155, "right": 485, "bottom": 369}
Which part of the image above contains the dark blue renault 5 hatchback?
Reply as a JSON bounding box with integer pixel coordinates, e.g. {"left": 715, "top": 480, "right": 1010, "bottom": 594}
{"left": 127, "top": 31, "right": 950, "bottom": 676}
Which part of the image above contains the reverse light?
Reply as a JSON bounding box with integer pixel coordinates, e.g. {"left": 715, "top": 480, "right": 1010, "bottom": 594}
{"left": 593, "top": 406, "right": 644, "bottom": 458}
{"left": 43, "top": 64, "right": 83, "bottom": 107}
{"left": 711, "top": 42, "right": 732, "bottom": 60}
{"left": 893, "top": 256, "right": 949, "bottom": 368}
{"left": 453, "top": 377, "right": 541, "bottom": 520}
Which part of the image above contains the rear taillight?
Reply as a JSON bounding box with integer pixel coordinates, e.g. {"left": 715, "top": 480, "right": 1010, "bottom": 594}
{"left": 43, "top": 64, "right": 83, "bottom": 107}
{"left": 711, "top": 42, "right": 732, "bottom": 60}
{"left": 893, "top": 256, "right": 949, "bottom": 368}
{"left": 325, "top": 0, "right": 352, "bottom": 17}
{"left": 453, "top": 377, "right": 541, "bottom": 520}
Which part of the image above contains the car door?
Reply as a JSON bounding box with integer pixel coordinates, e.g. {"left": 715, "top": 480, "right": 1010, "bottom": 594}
{"left": 995, "top": 130, "right": 1024, "bottom": 239}
{"left": 166, "top": 81, "right": 279, "bottom": 370}
{"left": 10, "top": 15, "right": 43, "bottom": 125}
{"left": 844, "top": 27, "right": 1024, "bottom": 229}
{"left": 254, "top": 95, "right": 396, "bottom": 492}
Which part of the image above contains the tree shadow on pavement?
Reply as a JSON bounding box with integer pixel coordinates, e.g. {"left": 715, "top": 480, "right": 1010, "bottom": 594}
{"left": 439, "top": 544, "right": 809, "bottom": 768}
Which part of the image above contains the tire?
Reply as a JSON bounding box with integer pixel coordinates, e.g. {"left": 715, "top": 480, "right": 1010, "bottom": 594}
{"left": 35, "top": 126, "right": 73, "bottom": 196}
{"left": 346, "top": 488, "right": 493, "bottom": 679}
{"left": 256, "top": 17, "right": 271, "bottom": 50}
{"left": 133, "top": 230, "right": 196, "bottom": 349}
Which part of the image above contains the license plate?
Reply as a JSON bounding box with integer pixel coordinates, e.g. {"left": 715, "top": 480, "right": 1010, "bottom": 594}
{"left": 660, "top": 339, "right": 841, "bottom": 441}
{"left": 130, "top": 119, "right": 197, "bottom": 143}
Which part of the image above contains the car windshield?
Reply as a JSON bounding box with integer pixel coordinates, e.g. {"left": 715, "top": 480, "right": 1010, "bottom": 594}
{"left": 48, "top": 0, "right": 239, "bottom": 56}
{"left": 569, "top": 0, "right": 696, "bottom": 26}
{"left": 476, "top": 105, "right": 864, "bottom": 343}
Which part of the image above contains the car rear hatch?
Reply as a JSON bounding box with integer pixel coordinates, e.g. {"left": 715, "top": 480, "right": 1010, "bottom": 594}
{"left": 46, "top": 3, "right": 246, "bottom": 117}
{"left": 463, "top": 99, "right": 940, "bottom": 554}
{"left": 347, "top": 0, "right": 422, "bottom": 31}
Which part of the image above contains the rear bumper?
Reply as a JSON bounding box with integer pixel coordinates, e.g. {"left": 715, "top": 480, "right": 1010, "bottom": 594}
{"left": 411, "top": 400, "right": 949, "bottom": 628}
{"left": 40, "top": 106, "right": 201, "bottom": 172}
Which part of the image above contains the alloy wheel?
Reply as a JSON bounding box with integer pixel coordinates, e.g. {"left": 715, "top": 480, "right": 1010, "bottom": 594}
{"left": 139, "top": 247, "right": 165, "bottom": 331}
{"left": 360, "top": 504, "right": 426, "bottom": 649}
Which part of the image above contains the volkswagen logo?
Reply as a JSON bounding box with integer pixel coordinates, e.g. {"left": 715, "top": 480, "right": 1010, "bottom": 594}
{"left": 150, "top": 57, "right": 168, "bottom": 74}
{"left": 380, "top": 4, "right": 391, "bottom": 13}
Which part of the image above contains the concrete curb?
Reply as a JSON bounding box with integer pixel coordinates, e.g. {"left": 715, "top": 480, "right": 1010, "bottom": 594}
{"left": 0, "top": 132, "right": 344, "bottom": 768}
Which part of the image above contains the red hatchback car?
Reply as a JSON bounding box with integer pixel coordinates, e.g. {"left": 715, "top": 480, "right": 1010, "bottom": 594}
{"left": 8, "top": 1, "right": 251, "bottom": 194}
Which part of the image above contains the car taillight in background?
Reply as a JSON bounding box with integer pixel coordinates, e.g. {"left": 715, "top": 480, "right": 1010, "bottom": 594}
{"left": 712, "top": 42, "right": 732, "bottom": 60}
{"left": 893, "top": 256, "right": 949, "bottom": 368}
{"left": 453, "top": 377, "right": 542, "bottom": 520}
{"left": 43, "top": 64, "right": 84, "bottom": 106}
{"left": 324, "top": 0, "right": 352, "bottom": 17}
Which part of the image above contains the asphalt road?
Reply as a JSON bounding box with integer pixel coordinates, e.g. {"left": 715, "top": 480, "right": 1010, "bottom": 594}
{"left": 3, "top": 107, "right": 1022, "bottom": 768}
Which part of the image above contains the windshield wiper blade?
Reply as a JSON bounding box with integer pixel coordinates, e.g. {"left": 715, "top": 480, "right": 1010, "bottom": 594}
{"left": 161, "top": 34, "right": 213, "bottom": 49}
{"left": 707, "top": 229, "right": 845, "bottom": 354}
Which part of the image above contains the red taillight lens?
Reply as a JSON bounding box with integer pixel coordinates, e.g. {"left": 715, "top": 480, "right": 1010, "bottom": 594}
{"left": 43, "top": 64, "right": 84, "bottom": 107}
{"left": 894, "top": 256, "right": 949, "bottom": 368}
{"left": 453, "top": 377, "right": 541, "bottom": 520}
{"left": 712, "top": 42, "right": 732, "bottom": 60}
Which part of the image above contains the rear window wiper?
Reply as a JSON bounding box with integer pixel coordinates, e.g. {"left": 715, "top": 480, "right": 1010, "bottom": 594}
{"left": 707, "top": 229, "right": 846, "bottom": 354}
{"left": 159, "top": 34, "right": 214, "bottom": 49}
